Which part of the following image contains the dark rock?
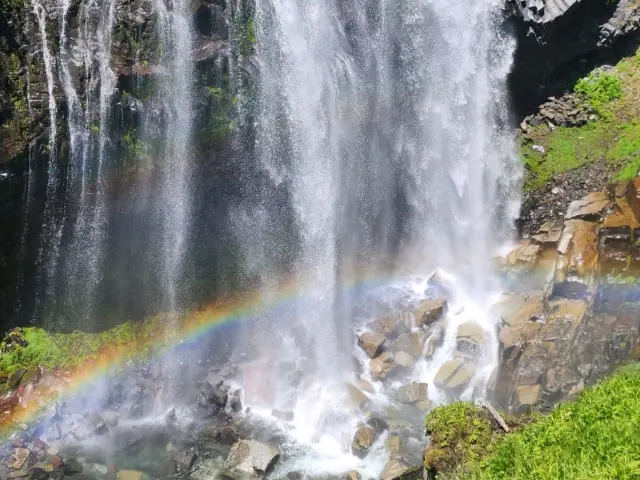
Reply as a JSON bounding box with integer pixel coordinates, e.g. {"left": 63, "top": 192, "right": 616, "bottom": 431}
{"left": 28, "top": 469, "right": 48, "bottom": 480}
{"left": 221, "top": 440, "right": 279, "bottom": 480}
{"left": 7, "top": 370, "right": 26, "bottom": 390}
{"left": 62, "top": 459, "right": 83, "bottom": 476}
{"left": 173, "top": 450, "right": 196, "bottom": 474}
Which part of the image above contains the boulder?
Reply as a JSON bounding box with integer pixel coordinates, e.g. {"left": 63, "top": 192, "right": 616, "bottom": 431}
{"left": 379, "top": 459, "right": 421, "bottom": 480}
{"left": 397, "top": 382, "right": 428, "bottom": 405}
{"left": 344, "top": 471, "right": 361, "bottom": 480}
{"left": 565, "top": 192, "right": 611, "bottom": 220}
{"left": 351, "top": 426, "right": 377, "bottom": 459}
{"left": 553, "top": 220, "right": 598, "bottom": 298}
{"left": 384, "top": 435, "right": 403, "bottom": 458}
{"left": 515, "top": 384, "right": 541, "bottom": 407}
{"left": 392, "top": 331, "right": 427, "bottom": 358}
{"left": 370, "top": 352, "right": 396, "bottom": 381}
{"left": 504, "top": 243, "right": 541, "bottom": 272}
{"left": 532, "top": 221, "right": 562, "bottom": 244}
{"left": 413, "top": 298, "right": 447, "bottom": 328}
{"left": 456, "top": 322, "right": 486, "bottom": 344}
{"left": 222, "top": 440, "right": 280, "bottom": 480}
{"left": 434, "top": 359, "right": 476, "bottom": 393}
{"left": 117, "top": 472, "right": 145, "bottom": 480}
{"left": 173, "top": 450, "right": 196, "bottom": 474}
{"left": 368, "top": 314, "right": 410, "bottom": 338}
{"left": 393, "top": 351, "right": 415, "bottom": 369}
{"left": 357, "top": 332, "right": 386, "bottom": 359}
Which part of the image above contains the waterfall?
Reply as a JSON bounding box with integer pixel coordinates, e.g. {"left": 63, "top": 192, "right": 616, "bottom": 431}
{"left": 31, "top": 0, "right": 60, "bottom": 304}
{"left": 153, "top": 0, "right": 194, "bottom": 316}
{"left": 231, "top": 0, "right": 520, "bottom": 470}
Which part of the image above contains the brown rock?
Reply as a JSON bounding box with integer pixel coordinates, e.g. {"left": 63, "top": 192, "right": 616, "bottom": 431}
{"left": 392, "top": 331, "right": 427, "bottom": 358}
{"left": 413, "top": 298, "right": 447, "bottom": 328}
{"left": 553, "top": 220, "right": 598, "bottom": 298}
{"left": 222, "top": 440, "right": 280, "bottom": 480}
{"left": 344, "top": 471, "right": 361, "bottom": 480}
{"left": 117, "top": 472, "right": 145, "bottom": 480}
{"left": 380, "top": 459, "right": 421, "bottom": 480}
{"left": 370, "top": 352, "right": 396, "bottom": 380}
{"left": 358, "top": 332, "right": 386, "bottom": 359}
{"left": 384, "top": 435, "right": 403, "bottom": 458}
{"left": 456, "top": 322, "right": 486, "bottom": 344}
{"left": 397, "top": 382, "right": 428, "bottom": 404}
{"left": 345, "top": 383, "right": 370, "bottom": 409}
{"left": 515, "top": 384, "right": 541, "bottom": 406}
{"left": 532, "top": 221, "right": 563, "bottom": 244}
{"left": 351, "top": 426, "right": 377, "bottom": 459}
{"left": 565, "top": 192, "right": 611, "bottom": 220}
{"left": 434, "top": 359, "right": 476, "bottom": 392}
{"left": 504, "top": 243, "right": 542, "bottom": 272}
{"left": 393, "top": 351, "right": 415, "bottom": 369}
{"left": 369, "top": 314, "right": 410, "bottom": 338}
{"left": 11, "top": 448, "right": 29, "bottom": 469}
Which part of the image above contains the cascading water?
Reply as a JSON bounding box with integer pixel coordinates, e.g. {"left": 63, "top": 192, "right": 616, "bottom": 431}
{"left": 31, "top": 0, "right": 60, "bottom": 304}
{"left": 231, "top": 0, "right": 521, "bottom": 473}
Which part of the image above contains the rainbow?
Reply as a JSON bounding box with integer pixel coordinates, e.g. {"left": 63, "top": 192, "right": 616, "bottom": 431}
{"left": 0, "top": 268, "right": 410, "bottom": 440}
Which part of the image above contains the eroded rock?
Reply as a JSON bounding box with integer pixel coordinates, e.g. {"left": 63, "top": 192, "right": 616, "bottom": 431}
{"left": 222, "top": 440, "right": 280, "bottom": 480}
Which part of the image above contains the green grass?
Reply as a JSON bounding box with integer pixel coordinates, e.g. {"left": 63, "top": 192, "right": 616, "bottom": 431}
{"left": 521, "top": 48, "right": 640, "bottom": 190}
{"left": 478, "top": 364, "right": 640, "bottom": 480}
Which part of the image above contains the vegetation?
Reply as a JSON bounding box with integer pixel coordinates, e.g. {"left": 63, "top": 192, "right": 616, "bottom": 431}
{"left": 521, "top": 49, "right": 640, "bottom": 190}
{"left": 0, "top": 314, "right": 174, "bottom": 380}
{"left": 425, "top": 364, "right": 640, "bottom": 480}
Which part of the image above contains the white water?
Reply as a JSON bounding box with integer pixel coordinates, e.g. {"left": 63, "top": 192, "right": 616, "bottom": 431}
{"left": 233, "top": 0, "right": 521, "bottom": 475}
{"left": 31, "top": 0, "right": 60, "bottom": 304}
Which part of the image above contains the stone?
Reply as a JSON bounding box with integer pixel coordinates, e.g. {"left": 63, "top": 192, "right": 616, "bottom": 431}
{"left": 117, "top": 471, "right": 145, "bottom": 480}
{"left": 369, "top": 314, "right": 410, "bottom": 338}
{"left": 515, "top": 384, "right": 541, "bottom": 407}
{"left": 499, "top": 322, "right": 541, "bottom": 350}
{"left": 174, "top": 450, "right": 196, "bottom": 474}
{"left": 345, "top": 383, "right": 369, "bottom": 409}
{"left": 434, "top": 359, "right": 476, "bottom": 392}
{"left": 357, "top": 332, "right": 386, "bottom": 359}
{"left": 344, "top": 471, "right": 360, "bottom": 480}
{"left": 532, "top": 221, "right": 562, "bottom": 244}
{"left": 397, "top": 382, "right": 428, "bottom": 404}
{"left": 393, "top": 351, "right": 415, "bottom": 369}
{"left": 456, "top": 322, "right": 485, "bottom": 344}
{"left": 11, "top": 448, "right": 29, "bottom": 469}
{"left": 565, "top": 192, "right": 610, "bottom": 220}
{"left": 222, "top": 440, "right": 280, "bottom": 480}
{"left": 413, "top": 298, "right": 447, "bottom": 328}
{"left": 351, "top": 426, "right": 377, "bottom": 459}
{"left": 380, "top": 459, "right": 421, "bottom": 480}
{"left": 505, "top": 243, "right": 541, "bottom": 272}
{"left": 370, "top": 352, "right": 395, "bottom": 380}
{"left": 392, "top": 331, "right": 427, "bottom": 358}
{"left": 365, "top": 415, "right": 389, "bottom": 435}
{"left": 553, "top": 220, "right": 598, "bottom": 298}
{"left": 271, "top": 410, "right": 294, "bottom": 422}
{"left": 29, "top": 468, "right": 49, "bottom": 480}
{"left": 356, "top": 379, "right": 375, "bottom": 394}
{"left": 384, "top": 435, "right": 402, "bottom": 457}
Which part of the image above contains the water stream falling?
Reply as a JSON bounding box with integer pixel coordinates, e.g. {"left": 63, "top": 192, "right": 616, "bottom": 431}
{"left": 230, "top": 0, "right": 521, "bottom": 473}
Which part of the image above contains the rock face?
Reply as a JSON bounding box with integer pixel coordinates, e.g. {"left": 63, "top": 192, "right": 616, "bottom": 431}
{"left": 222, "top": 440, "right": 280, "bottom": 480}
{"left": 508, "top": 0, "right": 640, "bottom": 111}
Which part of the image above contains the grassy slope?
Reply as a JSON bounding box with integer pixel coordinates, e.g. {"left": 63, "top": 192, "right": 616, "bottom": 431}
{"left": 425, "top": 364, "right": 640, "bottom": 480}
{"left": 521, "top": 49, "right": 640, "bottom": 190}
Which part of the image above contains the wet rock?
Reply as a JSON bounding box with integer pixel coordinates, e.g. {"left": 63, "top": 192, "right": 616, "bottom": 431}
{"left": 116, "top": 471, "right": 145, "bottom": 480}
{"left": 370, "top": 352, "right": 396, "bottom": 381}
{"left": 28, "top": 469, "right": 48, "bottom": 480}
{"left": 228, "top": 389, "right": 243, "bottom": 413}
{"left": 11, "top": 448, "right": 30, "bottom": 469}
{"left": 392, "top": 331, "right": 427, "bottom": 358}
{"left": 598, "top": 226, "right": 632, "bottom": 274}
{"left": 8, "top": 370, "right": 26, "bottom": 390}
{"left": 393, "top": 351, "right": 415, "bottom": 369}
{"left": 397, "top": 383, "right": 428, "bottom": 405}
{"left": 355, "top": 379, "right": 374, "bottom": 394}
{"left": 532, "top": 221, "right": 562, "bottom": 244}
{"left": 434, "top": 359, "right": 476, "bottom": 393}
{"left": 384, "top": 435, "right": 403, "bottom": 458}
{"left": 357, "top": 332, "right": 386, "bottom": 359}
{"left": 504, "top": 243, "right": 541, "bottom": 272}
{"left": 368, "top": 314, "right": 410, "bottom": 339}
{"left": 9, "top": 471, "right": 29, "bottom": 479}
{"left": 365, "top": 415, "right": 389, "bottom": 435}
{"left": 222, "top": 440, "right": 280, "bottom": 480}
{"left": 343, "top": 471, "right": 360, "bottom": 480}
{"left": 379, "top": 459, "right": 421, "bottom": 480}
{"left": 271, "top": 410, "right": 294, "bottom": 422}
{"left": 350, "top": 426, "right": 376, "bottom": 459}
{"left": 565, "top": 192, "right": 610, "bottom": 220}
{"left": 456, "top": 322, "right": 486, "bottom": 344}
{"left": 173, "top": 449, "right": 196, "bottom": 474}
{"left": 62, "top": 459, "right": 83, "bottom": 475}
{"left": 553, "top": 220, "right": 598, "bottom": 298}
{"left": 413, "top": 298, "right": 447, "bottom": 328}
{"left": 345, "top": 384, "right": 369, "bottom": 409}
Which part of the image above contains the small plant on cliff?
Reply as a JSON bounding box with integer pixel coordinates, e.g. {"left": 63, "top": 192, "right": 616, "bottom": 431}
{"left": 575, "top": 71, "right": 622, "bottom": 118}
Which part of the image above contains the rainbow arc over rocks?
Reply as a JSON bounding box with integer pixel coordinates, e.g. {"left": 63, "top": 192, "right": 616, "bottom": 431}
{"left": 0, "top": 269, "right": 406, "bottom": 439}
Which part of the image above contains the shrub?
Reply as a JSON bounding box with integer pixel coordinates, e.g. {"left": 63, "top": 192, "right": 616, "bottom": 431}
{"left": 575, "top": 71, "right": 622, "bottom": 117}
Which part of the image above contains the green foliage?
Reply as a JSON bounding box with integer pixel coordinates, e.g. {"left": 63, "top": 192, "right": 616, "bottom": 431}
{"left": 424, "top": 403, "right": 497, "bottom": 477}
{"left": 237, "top": 17, "right": 256, "bottom": 58}
{"left": 0, "top": 324, "right": 139, "bottom": 376}
{"left": 575, "top": 71, "right": 622, "bottom": 118}
{"left": 478, "top": 365, "right": 640, "bottom": 480}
